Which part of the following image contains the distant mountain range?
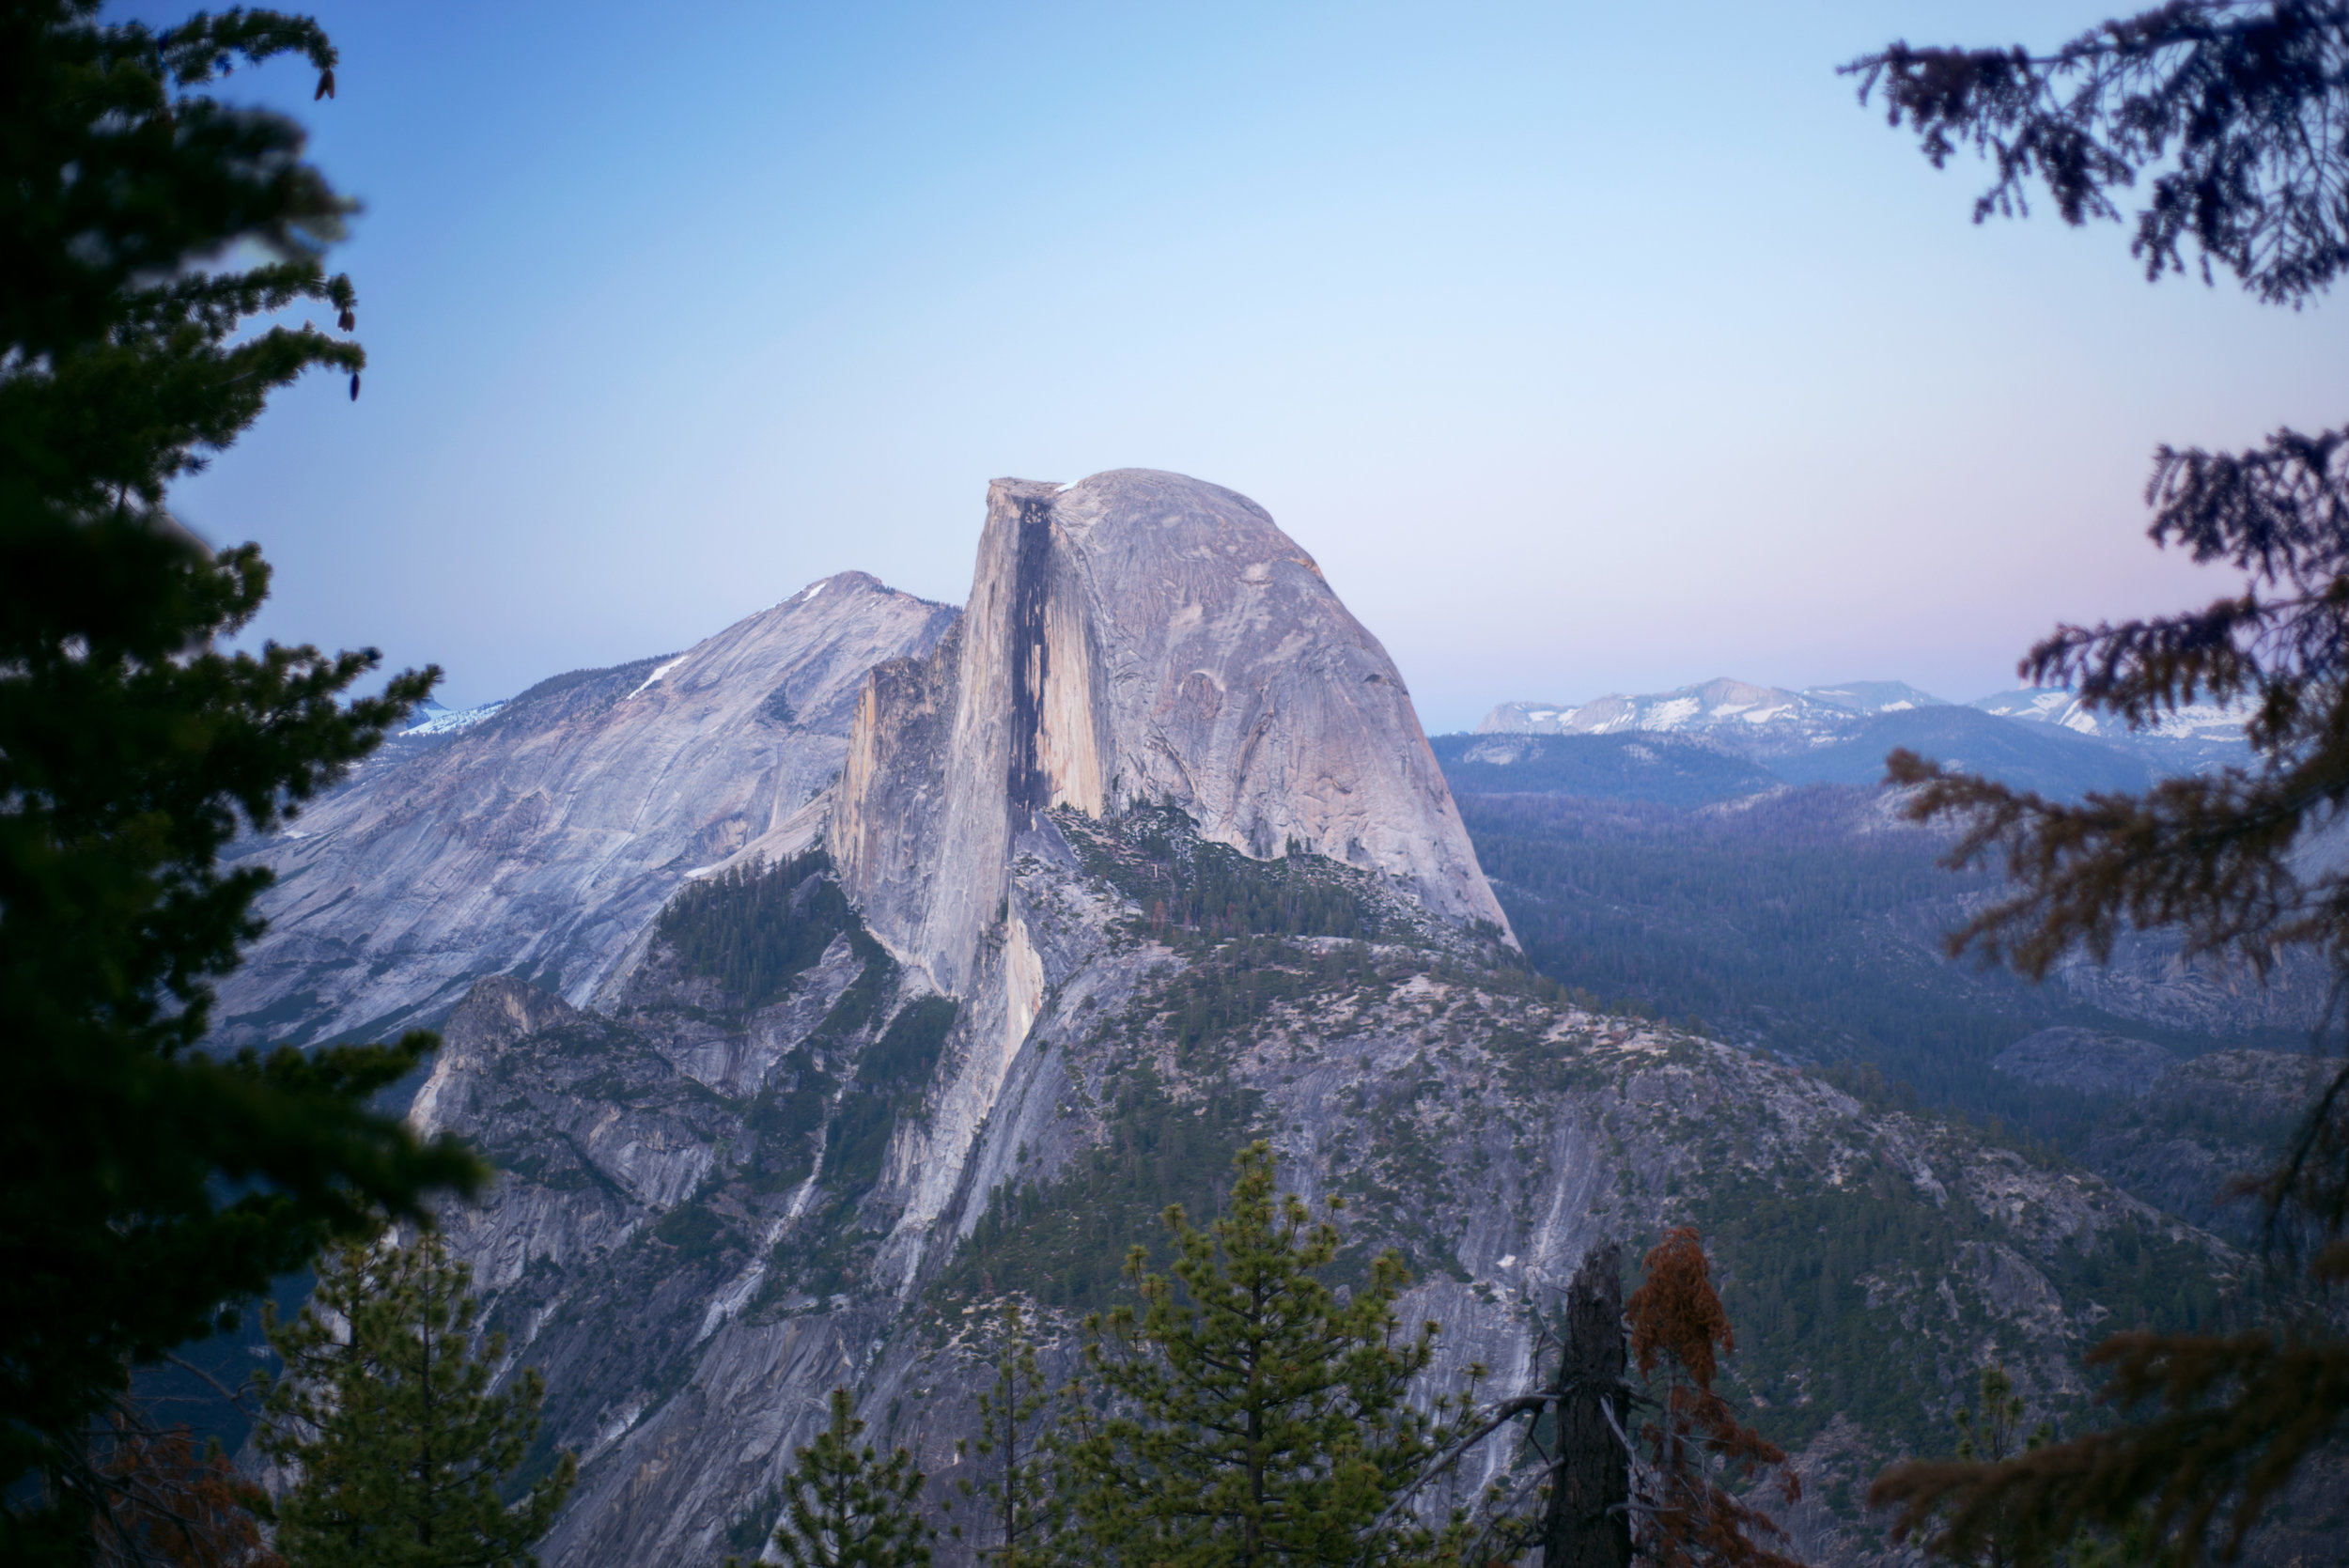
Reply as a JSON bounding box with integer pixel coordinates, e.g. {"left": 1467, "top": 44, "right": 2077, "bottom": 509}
{"left": 1441, "top": 709, "right": 2155, "bottom": 807}
{"left": 1481, "top": 677, "right": 1948, "bottom": 755}
{"left": 1469, "top": 675, "right": 2247, "bottom": 800}
{"left": 1967, "top": 686, "right": 2250, "bottom": 770}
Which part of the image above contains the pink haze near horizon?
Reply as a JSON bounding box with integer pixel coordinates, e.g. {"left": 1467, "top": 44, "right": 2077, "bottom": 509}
{"left": 158, "top": 0, "right": 2348, "bottom": 734}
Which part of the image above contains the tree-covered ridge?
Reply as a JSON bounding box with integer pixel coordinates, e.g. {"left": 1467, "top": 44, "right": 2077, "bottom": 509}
{"left": 384, "top": 793, "right": 2280, "bottom": 1563}
{"left": 1454, "top": 786, "right": 2310, "bottom": 1149}
{"left": 913, "top": 906, "right": 2243, "bottom": 1529}
{"left": 1430, "top": 732, "right": 1781, "bottom": 810}
{"left": 936, "top": 935, "right": 1415, "bottom": 1316}
{"left": 1055, "top": 802, "right": 1411, "bottom": 951}
{"left": 938, "top": 1058, "right": 1263, "bottom": 1314}
{"left": 657, "top": 848, "right": 857, "bottom": 1011}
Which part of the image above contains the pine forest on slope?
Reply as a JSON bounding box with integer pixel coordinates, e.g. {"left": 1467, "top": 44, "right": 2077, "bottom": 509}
{"left": 1430, "top": 739, "right": 2330, "bottom": 1235}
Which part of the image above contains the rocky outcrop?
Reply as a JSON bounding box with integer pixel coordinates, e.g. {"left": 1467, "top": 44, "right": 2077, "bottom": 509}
{"left": 213, "top": 573, "right": 955, "bottom": 1046}
{"left": 1980, "top": 1031, "right": 2330, "bottom": 1243}
{"left": 398, "top": 826, "right": 2242, "bottom": 1568}
{"left": 2047, "top": 934, "right": 2332, "bottom": 1036}
{"left": 830, "top": 471, "right": 1507, "bottom": 1004}
{"left": 805, "top": 472, "right": 1513, "bottom": 1308}
{"left": 1992, "top": 1027, "right": 2178, "bottom": 1098}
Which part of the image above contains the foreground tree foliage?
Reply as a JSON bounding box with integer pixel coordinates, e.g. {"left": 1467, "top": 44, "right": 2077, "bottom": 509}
{"left": 260, "top": 1232, "right": 576, "bottom": 1568}
{"left": 1845, "top": 1, "right": 2349, "bottom": 303}
{"left": 749, "top": 1387, "right": 932, "bottom": 1568}
{"left": 87, "top": 1411, "right": 282, "bottom": 1568}
{"left": 0, "top": 2, "right": 481, "bottom": 1558}
{"left": 1847, "top": 3, "right": 2349, "bottom": 1560}
{"left": 1054, "top": 1141, "right": 1457, "bottom": 1568}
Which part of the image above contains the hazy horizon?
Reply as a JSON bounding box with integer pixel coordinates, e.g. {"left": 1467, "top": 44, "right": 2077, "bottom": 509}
{"left": 161, "top": 1, "right": 2347, "bottom": 736}
{"left": 398, "top": 553, "right": 2077, "bottom": 737}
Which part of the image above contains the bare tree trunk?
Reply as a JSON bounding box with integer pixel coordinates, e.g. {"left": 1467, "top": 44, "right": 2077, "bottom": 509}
{"left": 1540, "top": 1243, "right": 1629, "bottom": 1568}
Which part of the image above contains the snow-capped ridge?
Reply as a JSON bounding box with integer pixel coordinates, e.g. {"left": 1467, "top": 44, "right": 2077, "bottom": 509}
{"left": 1480, "top": 678, "right": 1949, "bottom": 750}
{"left": 1480, "top": 677, "right": 2249, "bottom": 775}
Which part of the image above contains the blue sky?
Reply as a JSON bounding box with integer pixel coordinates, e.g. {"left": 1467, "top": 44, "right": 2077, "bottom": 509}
{"left": 166, "top": 1, "right": 2348, "bottom": 732}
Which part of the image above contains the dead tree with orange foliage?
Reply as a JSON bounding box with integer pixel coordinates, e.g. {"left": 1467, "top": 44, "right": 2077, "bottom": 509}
{"left": 1624, "top": 1228, "right": 1805, "bottom": 1568}
{"left": 1380, "top": 1234, "right": 1801, "bottom": 1568}
{"left": 81, "top": 1393, "right": 281, "bottom": 1568}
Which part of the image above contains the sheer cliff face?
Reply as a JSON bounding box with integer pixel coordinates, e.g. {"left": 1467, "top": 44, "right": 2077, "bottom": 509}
{"left": 213, "top": 573, "right": 956, "bottom": 1047}
{"left": 830, "top": 470, "right": 1506, "bottom": 1000}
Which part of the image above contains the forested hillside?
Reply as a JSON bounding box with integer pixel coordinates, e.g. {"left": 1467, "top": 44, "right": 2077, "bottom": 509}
{"left": 1444, "top": 780, "right": 2314, "bottom": 1160}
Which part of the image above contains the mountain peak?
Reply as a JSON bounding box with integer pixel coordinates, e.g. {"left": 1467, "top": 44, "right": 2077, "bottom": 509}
{"left": 833, "top": 470, "right": 1505, "bottom": 999}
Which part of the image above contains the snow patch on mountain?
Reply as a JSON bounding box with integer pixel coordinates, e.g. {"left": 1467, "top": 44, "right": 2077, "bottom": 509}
{"left": 1479, "top": 679, "right": 1950, "bottom": 756}
{"left": 402, "top": 699, "right": 505, "bottom": 737}
{"left": 1969, "top": 688, "right": 2248, "bottom": 747}
{"left": 1479, "top": 679, "right": 2248, "bottom": 774}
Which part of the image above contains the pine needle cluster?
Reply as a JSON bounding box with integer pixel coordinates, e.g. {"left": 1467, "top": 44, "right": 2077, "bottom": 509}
{"left": 1848, "top": 4, "right": 2349, "bottom": 1559}
{"left": 259, "top": 1233, "right": 576, "bottom": 1568}
{"left": 1053, "top": 1141, "right": 1454, "bottom": 1568}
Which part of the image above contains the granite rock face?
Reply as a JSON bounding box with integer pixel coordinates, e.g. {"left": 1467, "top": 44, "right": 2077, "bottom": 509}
{"left": 806, "top": 472, "right": 1511, "bottom": 1305}
{"left": 831, "top": 470, "right": 1508, "bottom": 1003}
{"left": 212, "top": 573, "right": 955, "bottom": 1047}
{"left": 2073, "top": 1048, "right": 2330, "bottom": 1241}
{"left": 397, "top": 845, "right": 2248, "bottom": 1568}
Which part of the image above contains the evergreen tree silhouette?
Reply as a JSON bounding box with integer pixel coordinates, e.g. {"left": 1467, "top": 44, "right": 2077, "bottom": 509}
{"left": 760, "top": 1388, "right": 932, "bottom": 1568}
{"left": 949, "top": 1302, "right": 1059, "bottom": 1568}
{"left": 1054, "top": 1141, "right": 1456, "bottom": 1568}
{"left": 260, "top": 1232, "right": 575, "bottom": 1568}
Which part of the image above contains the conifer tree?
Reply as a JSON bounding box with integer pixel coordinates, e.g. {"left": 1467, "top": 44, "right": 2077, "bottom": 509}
{"left": 1845, "top": 6, "right": 2349, "bottom": 1556}
{"left": 1945, "top": 1365, "right": 2050, "bottom": 1568}
{"left": 1953, "top": 1365, "right": 2046, "bottom": 1471}
{"left": 1, "top": 4, "right": 481, "bottom": 1554}
{"left": 259, "top": 1232, "right": 576, "bottom": 1568}
{"left": 757, "top": 1388, "right": 932, "bottom": 1568}
{"left": 1054, "top": 1141, "right": 1453, "bottom": 1568}
{"left": 949, "top": 1302, "right": 1059, "bottom": 1568}
{"left": 1623, "top": 1229, "right": 1800, "bottom": 1568}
